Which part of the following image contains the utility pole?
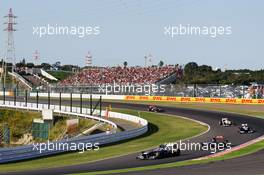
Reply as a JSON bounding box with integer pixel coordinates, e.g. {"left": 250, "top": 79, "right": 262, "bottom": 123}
{"left": 34, "top": 50, "right": 40, "bottom": 66}
{"left": 3, "top": 8, "right": 17, "bottom": 88}
{"left": 85, "top": 52, "right": 92, "bottom": 68}
{"left": 144, "top": 54, "right": 152, "bottom": 67}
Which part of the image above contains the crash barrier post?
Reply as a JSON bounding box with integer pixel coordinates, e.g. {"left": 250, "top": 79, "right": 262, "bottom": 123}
{"left": 25, "top": 90, "right": 28, "bottom": 107}
{"left": 59, "top": 92, "right": 62, "bottom": 110}
{"left": 80, "top": 93, "right": 82, "bottom": 114}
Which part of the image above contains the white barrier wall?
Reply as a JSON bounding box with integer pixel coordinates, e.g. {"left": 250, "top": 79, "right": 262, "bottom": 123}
{"left": 109, "top": 111, "right": 148, "bottom": 126}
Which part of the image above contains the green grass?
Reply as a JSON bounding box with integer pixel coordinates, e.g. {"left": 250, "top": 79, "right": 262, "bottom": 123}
{"left": 0, "top": 109, "right": 206, "bottom": 173}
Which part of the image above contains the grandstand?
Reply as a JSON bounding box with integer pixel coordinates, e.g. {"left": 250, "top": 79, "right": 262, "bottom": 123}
{"left": 58, "top": 65, "right": 183, "bottom": 86}
{"left": 13, "top": 67, "right": 58, "bottom": 90}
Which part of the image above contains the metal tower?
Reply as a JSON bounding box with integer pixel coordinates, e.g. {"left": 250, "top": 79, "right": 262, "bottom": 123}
{"left": 34, "top": 50, "right": 40, "bottom": 66}
{"left": 85, "top": 52, "right": 92, "bottom": 67}
{"left": 144, "top": 54, "right": 152, "bottom": 67}
{"left": 2, "top": 8, "right": 17, "bottom": 87}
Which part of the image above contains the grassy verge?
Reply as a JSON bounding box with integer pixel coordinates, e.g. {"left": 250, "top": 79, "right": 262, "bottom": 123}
{"left": 0, "top": 109, "right": 206, "bottom": 173}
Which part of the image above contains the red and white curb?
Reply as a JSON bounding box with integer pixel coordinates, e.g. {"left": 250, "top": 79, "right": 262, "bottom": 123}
{"left": 194, "top": 135, "right": 264, "bottom": 160}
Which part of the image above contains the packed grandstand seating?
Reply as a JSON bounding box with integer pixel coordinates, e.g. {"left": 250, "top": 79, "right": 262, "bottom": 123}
{"left": 59, "top": 65, "right": 183, "bottom": 85}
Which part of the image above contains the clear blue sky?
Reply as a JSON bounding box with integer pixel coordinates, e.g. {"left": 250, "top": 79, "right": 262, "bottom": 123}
{"left": 0, "top": 0, "right": 263, "bottom": 70}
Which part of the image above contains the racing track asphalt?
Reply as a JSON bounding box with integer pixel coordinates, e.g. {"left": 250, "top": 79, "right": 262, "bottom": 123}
{"left": 121, "top": 148, "right": 264, "bottom": 175}
{"left": 1, "top": 98, "right": 264, "bottom": 175}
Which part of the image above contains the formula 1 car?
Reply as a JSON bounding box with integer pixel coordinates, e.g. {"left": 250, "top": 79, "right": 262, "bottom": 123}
{"left": 200, "top": 135, "right": 229, "bottom": 148}
{"left": 238, "top": 123, "right": 255, "bottom": 134}
{"left": 219, "top": 118, "right": 234, "bottom": 126}
{"left": 136, "top": 143, "right": 180, "bottom": 160}
{"left": 148, "top": 105, "right": 164, "bottom": 112}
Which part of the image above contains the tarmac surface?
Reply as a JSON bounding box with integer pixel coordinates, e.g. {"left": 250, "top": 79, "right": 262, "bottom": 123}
{"left": 2, "top": 98, "right": 264, "bottom": 175}
{"left": 122, "top": 149, "right": 264, "bottom": 175}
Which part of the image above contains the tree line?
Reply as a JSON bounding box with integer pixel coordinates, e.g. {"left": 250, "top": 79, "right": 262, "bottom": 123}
{"left": 183, "top": 62, "right": 264, "bottom": 85}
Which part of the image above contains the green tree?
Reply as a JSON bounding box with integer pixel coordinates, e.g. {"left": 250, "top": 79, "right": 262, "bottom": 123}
{"left": 26, "top": 62, "right": 35, "bottom": 68}
{"left": 123, "top": 61, "right": 128, "bottom": 67}
{"left": 158, "top": 60, "right": 164, "bottom": 67}
{"left": 41, "top": 63, "right": 51, "bottom": 70}
{"left": 184, "top": 62, "right": 198, "bottom": 76}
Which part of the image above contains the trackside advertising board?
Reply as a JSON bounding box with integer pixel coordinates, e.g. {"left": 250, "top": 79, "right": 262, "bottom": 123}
{"left": 124, "top": 96, "right": 264, "bottom": 105}
{"left": 28, "top": 92, "right": 264, "bottom": 105}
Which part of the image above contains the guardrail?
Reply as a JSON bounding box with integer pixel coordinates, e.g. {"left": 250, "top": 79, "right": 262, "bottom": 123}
{"left": 109, "top": 111, "right": 148, "bottom": 126}
{"left": 0, "top": 100, "right": 148, "bottom": 163}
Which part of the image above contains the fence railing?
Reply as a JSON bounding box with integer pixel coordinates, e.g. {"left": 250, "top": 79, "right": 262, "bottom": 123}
{"left": 0, "top": 83, "right": 263, "bottom": 99}
{"left": 30, "top": 84, "right": 264, "bottom": 99}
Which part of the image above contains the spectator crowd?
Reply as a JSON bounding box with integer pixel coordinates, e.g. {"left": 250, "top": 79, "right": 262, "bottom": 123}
{"left": 247, "top": 83, "right": 264, "bottom": 99}
{"left": 59, "top": 65, "right": 182, "bottom": 86}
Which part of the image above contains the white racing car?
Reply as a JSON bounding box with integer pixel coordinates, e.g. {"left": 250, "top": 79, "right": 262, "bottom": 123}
{"left": 219, "top": 118, "right": 234, "bottom": 127}
{"left": 239, "top": 123, "right": 255, "bottom": 134}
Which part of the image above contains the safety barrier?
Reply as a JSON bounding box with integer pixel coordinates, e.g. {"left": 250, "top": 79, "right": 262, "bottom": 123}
{"left": 124, "top": 96, "right": 264, "bottom": 105}
{"left": 108, "top": 111, "right": 148, "bottom": 126}
{"left": 0, "top": 100, "right": 148, "bottom": 163}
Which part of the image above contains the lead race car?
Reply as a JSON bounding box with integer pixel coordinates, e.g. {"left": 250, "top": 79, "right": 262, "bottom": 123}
{"left": 136, "top": 143, "right": 180, "bottom": 160}
{"left": 200, "top": 135, "right": 230, "bottom": 149}
{"left": 148, "top": 105, "right": 164, "bottom": 112}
